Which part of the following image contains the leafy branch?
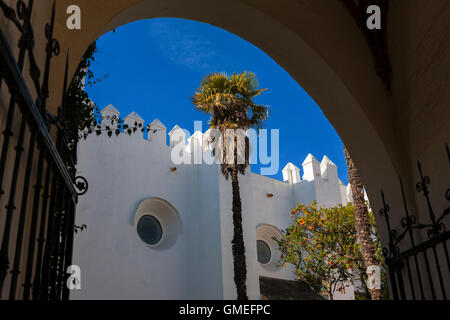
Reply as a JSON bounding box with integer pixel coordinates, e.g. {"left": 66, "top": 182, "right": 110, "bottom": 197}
{"left": 80, "top": 116, "right": 164, "bottom": 139}
{"left": 275, "top": 202, "right": 387, "bottom": 300}
{"left": 74, "top": 224, "right": 87, "bottom": 234}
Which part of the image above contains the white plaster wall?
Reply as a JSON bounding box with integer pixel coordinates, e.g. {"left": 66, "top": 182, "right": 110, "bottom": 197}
{"left": 339, "top": 182, "right": 349, "bottom": 206}
{"left": 293, "top": 180, "right": 316, "bottom": 205}
{"left": 72, "top": 132, "right": 224, "bottom": 299}
{"left": 314, "top": 178, "right": 345, "bottom": 208}
{"left": 249, "top": 174, "right": 296, "bottom": 281}
{"left": 72, "top": 114, "right": 355, "bottom": 300}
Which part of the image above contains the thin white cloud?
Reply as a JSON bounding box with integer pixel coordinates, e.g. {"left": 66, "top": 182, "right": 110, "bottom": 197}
{"left": 148, "top": 19, "right": 234, "bottom": 71}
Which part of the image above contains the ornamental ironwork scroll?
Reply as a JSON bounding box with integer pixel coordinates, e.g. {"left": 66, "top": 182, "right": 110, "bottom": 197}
{"left": 0, "top": 0, "right": 88, "bottom": 300}
{"left": 379, "top": 143, "right": 450, "bottom": 300}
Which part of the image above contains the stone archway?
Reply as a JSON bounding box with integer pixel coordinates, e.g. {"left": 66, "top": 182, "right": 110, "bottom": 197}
{"left": 2, "top": 0, "right": 449, "bottom": 300}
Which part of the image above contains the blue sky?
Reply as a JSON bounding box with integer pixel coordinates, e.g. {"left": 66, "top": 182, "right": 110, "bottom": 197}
{"left": 86, "top": 18, "right": 348, "bottom": 184}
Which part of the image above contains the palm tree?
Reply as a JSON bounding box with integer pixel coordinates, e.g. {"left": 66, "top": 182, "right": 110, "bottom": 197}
{"left": 343, "top": 145, "right": 382, "bottom": 300}
{"left": 192, "top": 72, "right": 269, "bottom": 300}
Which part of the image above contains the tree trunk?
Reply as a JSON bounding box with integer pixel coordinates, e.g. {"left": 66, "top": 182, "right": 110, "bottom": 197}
{"left": 344, "top": 146, "right": 382, "bottom": 300}
{"left": 327, "top": 285, "right": 333, "bottom": 300}
{"left": 230, "top": 166, "right": 248, "bottom": 300}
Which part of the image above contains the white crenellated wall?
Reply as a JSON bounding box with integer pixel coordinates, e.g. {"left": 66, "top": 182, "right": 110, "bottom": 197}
{"left": 72, "top": 105, "right": 356, "bottom": 300}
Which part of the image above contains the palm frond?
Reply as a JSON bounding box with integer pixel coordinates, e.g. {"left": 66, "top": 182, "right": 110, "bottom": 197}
{"left": 192, "top": 71, "right": 269, "bottom": 133}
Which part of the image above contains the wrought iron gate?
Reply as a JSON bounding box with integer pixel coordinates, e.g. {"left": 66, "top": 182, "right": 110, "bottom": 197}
{"left": 0, "top": 0, "right": 86, "bottom": 300}
{"left": 379, "top": 145, "right": 450, "bottom": 300}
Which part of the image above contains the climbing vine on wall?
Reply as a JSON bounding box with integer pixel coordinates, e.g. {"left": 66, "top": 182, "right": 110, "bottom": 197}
{"left": 64, "top": 41, "right": 100, "bottom": 144}
{"left": 66, "top": 41, "right": 163, "bottom": 143}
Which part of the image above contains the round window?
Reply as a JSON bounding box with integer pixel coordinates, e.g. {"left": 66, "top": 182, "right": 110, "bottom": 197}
{"left": 257, "top": 240, "right": 271, "bottom": 265}
{"left": 137, "top": 215, "right": 163, "bottom": 245}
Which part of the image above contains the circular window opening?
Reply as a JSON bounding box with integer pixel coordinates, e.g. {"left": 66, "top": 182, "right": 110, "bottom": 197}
{"left": 137, "top": 215, "right": 163, "bottom": 245}
{"left": 257, "top": 240, "right": 271, "bottom": 265}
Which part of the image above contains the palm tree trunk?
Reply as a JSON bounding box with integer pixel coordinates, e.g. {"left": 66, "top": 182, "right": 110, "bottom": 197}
{"left": 230, "top": 165, "right": 248, "bottom": 300}
{"left": 344, "top": 145, "right": 382, "bottom": 300}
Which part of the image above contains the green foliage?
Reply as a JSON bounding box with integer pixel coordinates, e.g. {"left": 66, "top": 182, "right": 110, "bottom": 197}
{"left": 68, "top": 42, "right": 156, "bottom": 141}
{"left": 192, "top": 71, "right": 269, "bottom": 131}
{"left": 64, "top": 41, "right": 101, "bottom": 145}
{"left": 192, "top": 71, "right": 269, "bottom": 178}
{"left": 275, "top": 201, "right": 386, "bottom": 299}
{"left": 87, "top": 119, "right": 157, "bottom": 140}
{"left": 74, "top": 224, "right": 87, "bottom": 234}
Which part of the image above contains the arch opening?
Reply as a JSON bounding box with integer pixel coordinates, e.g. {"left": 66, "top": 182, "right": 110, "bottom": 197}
{"left": 59, "top": 0, "right": 400, "bottom": 239}
{"left": 67, "top": 1, "right": 404, "bottom": 300}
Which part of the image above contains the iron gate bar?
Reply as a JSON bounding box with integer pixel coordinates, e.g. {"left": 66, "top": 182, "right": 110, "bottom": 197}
{"left": 386, "top": 231, "right": 450, "bottom": 265}
{"left": 445, "top": 242, "right": 450, "bottom": 272}
{"left": 395, "top": 264, "right": 406, "bottom": 299}
{"left": 386, "top": 264, "right": 398, "bottom": 300}
{"left": 22, "top": 147, "right": 46, "bottom": 300}
{"left": 404, "top": 257, "right": 415, "bottom": 300}
{"left": 0, "top": 1, "right": 25, "bottom": 32}
{"left": 40, "top": 174, "right": 61, "bottom": 300}
{"left": 62, "top": 200, "right": 75, "bottom": 300}
{"left": 21, "top": 2, "right": 59, "bottom": 300}
{"left": 380, "top": 144, "right": 450, "bottom": 300}
{"left": 417, "top": 162, "right": 437, "bottom": 227}
{"left": 399, "top": 176, "right": 425, "bottom": 299}
{"left": 56, "top": 191, "right": 71, "bottom": 299}
{"left": 0, "top": 0, "right": 30, "bottom": 199}
{"left": 9, "top": 127, "right": 36, "bottom": 299}
{"left": 49, "top": 186, "right": 66, "bottom": 300}
{"left": 0, "top": 112, "right": 27, "bottom": 295}
{"left": 32, "top": 164, "right": 52, "bottom": 300}
{"left": 422, "top": 250, "right": 436, "bottom": 300}
{"left": 432, "top": 246, "right": 447, "bottom": 299}
{"left": 0, "top": 27, "right": 78, "bottom": 202}
{"left": 0, "top": 0, "right": 79, "bottom": 299}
